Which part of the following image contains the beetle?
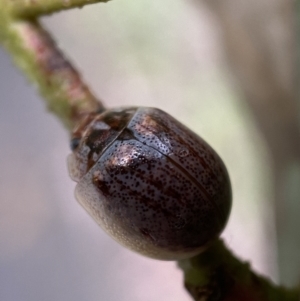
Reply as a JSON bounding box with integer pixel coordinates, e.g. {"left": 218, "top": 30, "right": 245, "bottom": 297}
{"left": 68, "top": 106, "right": 232, "bottom": 260}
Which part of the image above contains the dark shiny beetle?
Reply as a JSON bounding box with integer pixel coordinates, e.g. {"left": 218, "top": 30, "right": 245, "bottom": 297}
{"left": 68, "top": 107, "right": 232, "bottom": 260}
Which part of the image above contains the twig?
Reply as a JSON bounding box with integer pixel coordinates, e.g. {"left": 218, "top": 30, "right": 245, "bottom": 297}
{"left": 178, "top": 239, "right": 299, "bottom": 301}
{"left": 0, "top": 15, "right": 104, "bottom": 129}
{"left": 3, "top": 0, "right": 110, "bottom": 18}
{"left": 0, "top": 1, "right": 299, "bottom": 300}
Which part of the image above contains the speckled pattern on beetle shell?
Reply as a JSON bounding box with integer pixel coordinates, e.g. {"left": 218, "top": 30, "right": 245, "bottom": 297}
{"left": 68, "top": 107, "right": 232, "bottom": 260}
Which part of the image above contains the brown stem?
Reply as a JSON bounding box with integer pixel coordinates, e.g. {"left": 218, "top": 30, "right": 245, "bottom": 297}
{"left": 1, "top": 18, "right": 105, "bottom": 130}
{"left": 3, "top": 0, "right": 110, "bottom": 18}
{"left": 178, "top": 240, "right": 299, "bottom": 301}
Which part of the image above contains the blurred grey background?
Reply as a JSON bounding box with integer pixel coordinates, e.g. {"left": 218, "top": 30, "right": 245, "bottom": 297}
{"left": 0, "top": 0, "right": 298, "bottom": 300}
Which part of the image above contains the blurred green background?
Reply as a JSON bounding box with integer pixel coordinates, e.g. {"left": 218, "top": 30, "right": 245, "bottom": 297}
{"left": 0, "top": 0, "right": 298, "bottom": 300}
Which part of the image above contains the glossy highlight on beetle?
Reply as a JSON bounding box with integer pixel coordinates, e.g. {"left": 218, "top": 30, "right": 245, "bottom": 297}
{"left": 68, "top": 107, "right": 232, "bottom": 260}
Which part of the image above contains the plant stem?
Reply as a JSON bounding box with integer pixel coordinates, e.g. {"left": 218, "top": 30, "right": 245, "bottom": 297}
{"left": 3, "top": 0, "right": 110, "bottom": 18}
{"left": 0, "top": 13, "right": 104, "bottom": 130}
{"left": 178, "top": 239, "right": 299, "bottom": 301}
{"left": 0, "top": 1, "right": 299, "bottom": 300}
